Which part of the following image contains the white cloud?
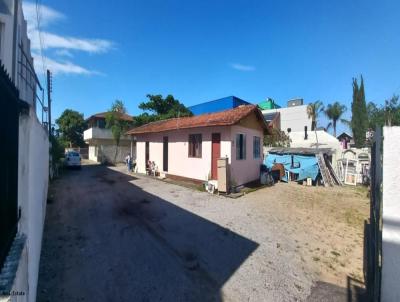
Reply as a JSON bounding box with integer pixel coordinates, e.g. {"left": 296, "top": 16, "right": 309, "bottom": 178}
{"left": 23, "top": 2, "right": 65, "bottom": 29}
{"left": 33, "top": 54, "right": 102, "bottom": 76}
{"left": 55, "top": 49, "right": 74, "bottom": 58}
{"left": 23, "top": 2, "right": 113, "bottom": 76}
{"left": 230, "top": 63, "right": 256, "bottom": 72}
{"left": 32, "top": 32, "right": 113, "bottom": 53}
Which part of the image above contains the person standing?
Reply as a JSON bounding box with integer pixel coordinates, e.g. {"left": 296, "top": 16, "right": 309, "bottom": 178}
{"left": 125, "top": 154, "right": 131, "bottom": 172}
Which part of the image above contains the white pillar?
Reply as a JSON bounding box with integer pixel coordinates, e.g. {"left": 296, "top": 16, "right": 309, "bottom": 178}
{"left": 382, "top": 126, "right": 400, "bottom": 301}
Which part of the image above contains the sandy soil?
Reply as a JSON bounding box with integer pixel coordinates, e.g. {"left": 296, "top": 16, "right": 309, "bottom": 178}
{"left": 37, "top": 162, "right": 368, "bottom": 302}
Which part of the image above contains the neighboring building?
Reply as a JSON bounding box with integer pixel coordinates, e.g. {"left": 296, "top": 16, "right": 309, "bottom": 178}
{"left": 188, "top": 96, "right": 251, "bottom": 116}
{"left": 0, "top": 1, "right": 49, "bottom": 302}
{"left": 84, "top": 112, "right": 134, "bottom": 163}
{"left": 260, "top": 99, "right": 312, "bottom": 134}
{"left": 126, "top": 105, "right": 268, "bottom": 188}
{"left": 337, "top": 132, "right": 354, "bottom": 149}
{"left": 258, "top": 98, "right": 281, "bottom": 110}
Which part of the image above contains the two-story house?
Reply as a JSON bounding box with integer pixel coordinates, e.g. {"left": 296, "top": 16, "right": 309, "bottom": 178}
{"left": 84, "top": 112, "right": 134, "bottom": 163}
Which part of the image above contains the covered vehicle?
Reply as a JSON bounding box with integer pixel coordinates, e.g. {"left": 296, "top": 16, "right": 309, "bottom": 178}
{"left": 65, "top": 151, "right": 81, "bottom": 168}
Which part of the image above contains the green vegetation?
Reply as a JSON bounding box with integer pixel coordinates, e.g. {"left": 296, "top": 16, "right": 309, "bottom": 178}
{"left": 368, "top": 94, "right": 400, "bottom": 129}
{"left": 55, "top": 109, "right": 86, "bottom": 147}
{"left": 307, "top": 100, "right": 324, "bottom": 130}
{"left": 351, "top": 76, "right": 368, "bottom": 147}
{"left": 324, "top": 101, "right": 348, "bottom": 137}
{"left": 105, "top": 100, "right": 133, "bottom": 163}
{"left": 134, "top": 94, "right": 192, "bottom": 127}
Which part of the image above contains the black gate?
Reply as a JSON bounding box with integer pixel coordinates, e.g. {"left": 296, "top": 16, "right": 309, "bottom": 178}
{"left": 0, "top": 63, "right": 20, "bottom": 270}
{"left": 364, "top": 127, "right": 383, "bottom": 301}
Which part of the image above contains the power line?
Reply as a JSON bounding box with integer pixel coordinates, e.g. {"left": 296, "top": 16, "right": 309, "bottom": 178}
{"left": 35, "top": 0, "right": 47, "bottom": 82}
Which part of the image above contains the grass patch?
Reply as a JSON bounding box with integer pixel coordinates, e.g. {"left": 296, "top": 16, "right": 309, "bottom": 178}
{"left": 344, "top": 208, "right": 365, "bottom": 228}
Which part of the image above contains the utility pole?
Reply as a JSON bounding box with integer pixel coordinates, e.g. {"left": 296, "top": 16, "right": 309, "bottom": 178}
{"left": 47, "top": 70, "right": 52, "bottom": 135}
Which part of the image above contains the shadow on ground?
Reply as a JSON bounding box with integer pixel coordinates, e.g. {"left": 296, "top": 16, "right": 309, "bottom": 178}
{"left": 37, "top": 164, "right": 258, "bottom": 302}
{"left": 307, "top": 276, "right": 366, "bottom": 302}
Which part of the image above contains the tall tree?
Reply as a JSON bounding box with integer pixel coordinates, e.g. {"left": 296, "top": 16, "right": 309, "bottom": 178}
{"left": 105, "top": 100, "right": 133, "bottom": 163}
{"left": 307, "top": 100, "right": 324, "bottom": 130}
{"left": 135, "top": 94, "right": 192, "bottom": 127}
{"left": 55, "top": 109, "right": 86, "bottom": 147}
{"left": 351, "top": 76, "right": 368, "bottom": 147}
{"left": 111, "top": 99, "right": 126, "bottom": 113}
{"left": 324, "top": 101, "right": 348, "bottom": 137}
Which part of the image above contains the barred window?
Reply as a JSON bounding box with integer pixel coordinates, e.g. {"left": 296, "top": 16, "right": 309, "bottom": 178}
{"left": 236, "top": 134, "right": 246, "bottom": 160}
{"left": 253, "top": 136, "right": 261, "bottom": 159}
{"left": 188, "top": 134, "right": 202, "bottom": 158}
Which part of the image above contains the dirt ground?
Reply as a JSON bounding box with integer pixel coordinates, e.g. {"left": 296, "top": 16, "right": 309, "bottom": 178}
{"left": 37, "top": 162, "right": 369, "bottom": 302}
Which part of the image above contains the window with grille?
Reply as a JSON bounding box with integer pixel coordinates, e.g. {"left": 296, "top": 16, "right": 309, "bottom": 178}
{"left": 236, "top": 134, "right": 246, "bottom": 160}
{"left": 188, "top": 134, "right": 202, "bottom": 158}
{"left": 253, "top": 136, "right": 261, "bottom": 159}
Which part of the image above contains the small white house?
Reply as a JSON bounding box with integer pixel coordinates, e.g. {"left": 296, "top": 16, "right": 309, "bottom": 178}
{"left": 84, "top": 112, "right": 134, "bottom": 163}
{"left": 126, "top": 105, "right": 268, "bottom": 187}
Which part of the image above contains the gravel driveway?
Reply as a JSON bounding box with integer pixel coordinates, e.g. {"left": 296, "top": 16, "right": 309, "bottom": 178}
{"left": 37, "top": 162, "right": 366, "bottom": 302}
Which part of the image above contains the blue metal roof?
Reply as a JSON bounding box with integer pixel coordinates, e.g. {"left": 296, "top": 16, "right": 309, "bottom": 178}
{"left": 188, "top": 96, "right": 252, "bottom": 115}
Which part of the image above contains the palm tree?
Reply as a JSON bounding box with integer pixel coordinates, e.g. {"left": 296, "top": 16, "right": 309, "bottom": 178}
{"left": 307, "top": 100, "right": 324, "bottom": 130}
{"left": 324, "top": 101, "right": 348, "bottom": 137}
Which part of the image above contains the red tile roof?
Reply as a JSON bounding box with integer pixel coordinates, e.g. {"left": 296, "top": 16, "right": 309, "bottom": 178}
{"left": 86, "top": 112, "right": 133, "bottom": 122}
{"left": 126, "top": 105, "right": 268, "bottom": 135}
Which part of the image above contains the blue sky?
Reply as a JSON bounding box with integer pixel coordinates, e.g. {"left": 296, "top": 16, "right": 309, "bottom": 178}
{"left": 24, "top": 0, "right": 400, "bottom": 134}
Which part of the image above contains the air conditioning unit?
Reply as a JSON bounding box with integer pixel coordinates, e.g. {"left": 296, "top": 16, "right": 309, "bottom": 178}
{"left": 287, "top": 98, "right": 303, "bottom": 107}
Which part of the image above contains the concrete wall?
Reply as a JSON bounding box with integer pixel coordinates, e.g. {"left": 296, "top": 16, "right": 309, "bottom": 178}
{"left": 2, "top": 108, "right": 49, "bottom": 302}
{"left": 16, "top": 109, "right": 49, "bottom": 302}
{"left": 261, "top": 105, "right": 312, "bottom": 133}
{"left": 86, "top": 138, "right": 132, "bottom": 163}
{"left": 381, "top": 126, "right": 400, "bottom": 302}
{"left": 0, "top": 2, "right": 48, "bottom": 301}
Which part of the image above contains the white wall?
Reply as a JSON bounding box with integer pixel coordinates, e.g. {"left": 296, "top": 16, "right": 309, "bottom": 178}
{"left": 262, "top": 105, "right": 312, "bottom": 133}
{"left": 13, "top": 108, "right": 49, "bottom": 302}
{"left": 382, "top": 126, "right": 400, "bottom": 302}
{"left": 0, "top": 2, "right": 48, "bottom": 301}
{"left": 230, "top": 124, "right": 264, "bottom": 186}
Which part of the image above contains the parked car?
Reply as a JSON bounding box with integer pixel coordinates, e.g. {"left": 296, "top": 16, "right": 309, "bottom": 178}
{"left": 65, "top": 151, "right": 81, "bottom": 169}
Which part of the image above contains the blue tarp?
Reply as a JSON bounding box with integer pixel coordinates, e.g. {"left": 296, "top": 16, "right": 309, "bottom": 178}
{"left": 264, "top": 153, "right": 319, "bottom": 182}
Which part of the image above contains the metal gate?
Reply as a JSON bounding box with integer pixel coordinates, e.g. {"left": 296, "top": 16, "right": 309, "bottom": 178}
{"left": 364, "top": 127, "right": 383, "bottom": 301}
{"left": 0, "top": 63, "right": 20, "bottom": 270}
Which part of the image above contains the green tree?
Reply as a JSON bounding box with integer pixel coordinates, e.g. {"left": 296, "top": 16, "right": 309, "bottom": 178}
{"left": 384, "top": 95, "right": 400, "bottom": 126}
{"left": 105, "top": 100, "right": 133, "bottom": 163}
{"left": 55, "top": 109, "right": 86, "bottom": 147}
{"left": 111, "top": 99, "right": 126, "bottom": 113}
{"left": 307, "top": 100, "right": 324, "bottom": 130}
{"left": 135, "top": 94, "right": 192, "bottom": 127}
{"left": 324, "top": 101, "right": 348, "bottom": 137}
{"left": 351, "top": 76, "right": 368, "bottom": 147}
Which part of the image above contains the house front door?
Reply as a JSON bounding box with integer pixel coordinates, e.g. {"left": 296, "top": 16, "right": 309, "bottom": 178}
{"left": 163, "top": 136, "right": 168, "bottom": 172}
{"left": 211, "top": 133, "right": 221, "bottom": 180}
